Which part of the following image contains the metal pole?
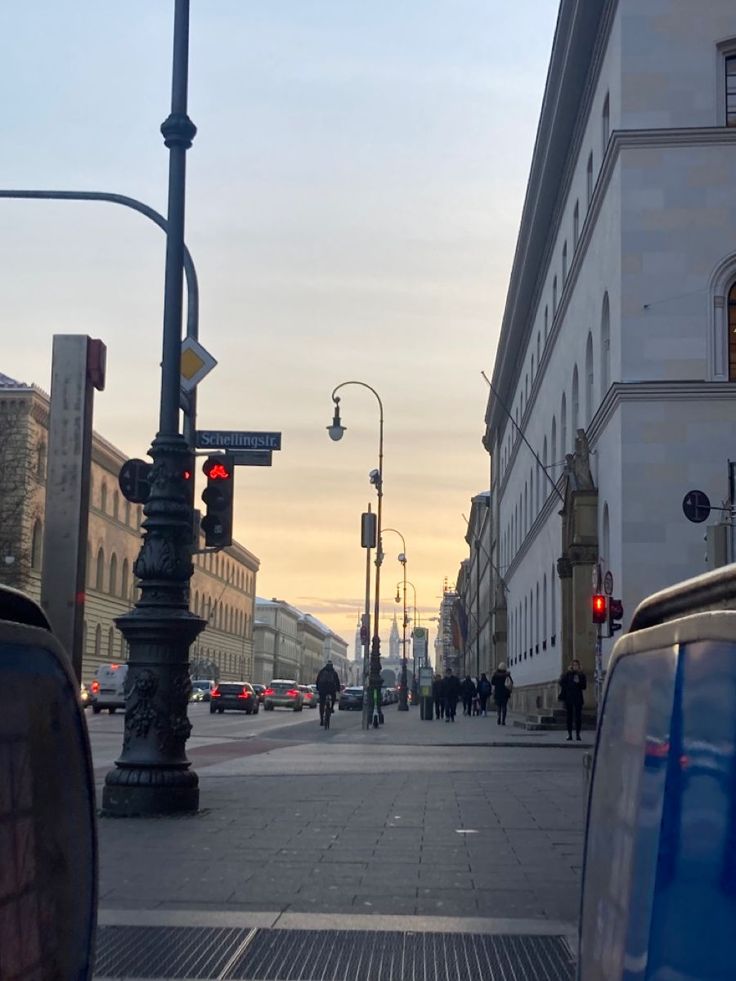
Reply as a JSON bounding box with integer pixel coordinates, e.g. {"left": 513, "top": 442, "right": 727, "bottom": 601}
{"left": 475, "top": 540, "right": 480, "bottom": 678}
{"left": 362, "top": 505, "right": 372, "bottom": 731}
{"left": 103, "top": 0, "right": 204, "bottom": 816}
{"left": 371, "top": 406, "right": 384, "bottom": 725}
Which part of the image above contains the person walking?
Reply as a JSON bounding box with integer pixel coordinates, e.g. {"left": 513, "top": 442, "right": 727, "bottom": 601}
{"left": 559, "top": 659, "right": 587, "bottom": 741}
{"left": 477, "top": 673, "right": 492, "bottom": 717}
{"left": 490, "top": 662, "right": 513, "bottom": 725}
{"left": 460, "top": 675, "right": 476, "bottom": 716}
{"left": 432, "top": 673, "right": 444, "bottom": 720}
{"left": 441, "top": 669, "right": 461, "bottom": 723}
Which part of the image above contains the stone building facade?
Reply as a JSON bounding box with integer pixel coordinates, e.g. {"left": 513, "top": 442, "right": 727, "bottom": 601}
{"left": 0, "top": 373, "right": 259, "bottom": 684}
{"left": 482, "top": 0, "right": 736, "bottom": 714}
{"left": 253, "top": 598, "right": 350, "bottom": 685}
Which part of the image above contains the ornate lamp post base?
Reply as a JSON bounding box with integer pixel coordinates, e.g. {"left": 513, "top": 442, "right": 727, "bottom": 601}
{"left": 398, "top": 657, "right": 409, "bottom": 710}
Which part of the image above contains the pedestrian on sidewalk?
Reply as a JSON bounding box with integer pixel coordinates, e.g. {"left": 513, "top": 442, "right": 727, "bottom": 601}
{"left": 432, "top": 673, "right": 444, "bottom": 719}
{"left": 441, "top": 669, "right": 461, "bottom": 722}
{"left": 477, "top": 673, "right": 492, "bottom": 717}
{"left": 490, "top": 662, "right": 513, "bottom": 726}
{"left": 559, "top": 659, "right": 587, "bottom": 741}
{"left": 460, "top": 675, "right": 476, "bottom": 716}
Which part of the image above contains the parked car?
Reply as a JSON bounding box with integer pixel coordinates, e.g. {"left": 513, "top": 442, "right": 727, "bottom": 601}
{"left": 210, "top": 682, "right": 260, "bottom": 714}
{"left": 299, "top": 684, "right": 317, "bottom": 708}
{"left": 190, "top": 679, "right": 216, "bottom": 702}
{"left": 263, "top": 680, "right": 303, "bottom": 711}
{"left": 252, "top": 683, "right": 266, "bottom": 703}
{"left": 90, "top": 663, "right": 128, "bottom": 714}
{"left": 338, "top": 686, "right": 364, "bottom": 711}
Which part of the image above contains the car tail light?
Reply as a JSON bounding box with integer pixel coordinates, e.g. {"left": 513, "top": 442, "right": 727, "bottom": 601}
{"left": 91, "top": 680, "right": 100, "bottom": 694}
{"left": 238, "top": 691, "right": 251, "bottom": 699}
{"left": 211, "top": 687, "right": 221, "bottom": 698}
{"left": 287, "top": 689, "right": 299, "bottom": 697}
{"left": 264, "top": 687, "right": 274, "bottom": 696}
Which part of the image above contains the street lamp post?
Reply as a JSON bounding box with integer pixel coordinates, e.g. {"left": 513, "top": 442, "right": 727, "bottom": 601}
{"left": 327, "top": 382, "right": 384, "bottom": 726}
{"left": 102, "top": 0, "right": 204, "bottom": 816}
{"left": 383, "top": 528, "right": 409, "bottom": 711}
{"left": 395, "top": 578, "right": 418, "bottom": 689}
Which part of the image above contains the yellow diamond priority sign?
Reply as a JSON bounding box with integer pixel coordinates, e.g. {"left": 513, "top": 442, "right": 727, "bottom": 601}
{"left": 180, "top": 337, "right": 217, "bottom": 393}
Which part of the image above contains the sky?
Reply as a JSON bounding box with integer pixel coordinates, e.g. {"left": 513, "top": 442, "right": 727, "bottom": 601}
{"left": 0, "top": 0, "right": 559, "bottom": 651}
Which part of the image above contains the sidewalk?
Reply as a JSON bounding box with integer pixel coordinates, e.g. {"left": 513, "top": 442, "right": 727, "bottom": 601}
{"left": 93, "top": 706, "right": 583, "bottom": 978}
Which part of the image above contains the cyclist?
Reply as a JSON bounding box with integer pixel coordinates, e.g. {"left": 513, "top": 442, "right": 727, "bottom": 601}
{"left": 315, "top": 660, "right": 341, "bottom": 726}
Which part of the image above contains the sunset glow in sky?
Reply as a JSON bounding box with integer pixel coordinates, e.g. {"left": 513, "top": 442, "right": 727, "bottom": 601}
{"left": 0, "top": 1, "right": 559, "bottom": 648}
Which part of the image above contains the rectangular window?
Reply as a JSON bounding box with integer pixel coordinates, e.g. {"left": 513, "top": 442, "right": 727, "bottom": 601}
{"left": 727, "top": 55, "right": 736, "bottom": 128}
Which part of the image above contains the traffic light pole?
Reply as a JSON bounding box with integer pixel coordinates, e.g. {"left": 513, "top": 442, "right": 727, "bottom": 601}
{"left": 103, "top": 0, "right": 205, "bottom": 816}
{"left": 594, "top": 622, "right": 603, "bottom": 710}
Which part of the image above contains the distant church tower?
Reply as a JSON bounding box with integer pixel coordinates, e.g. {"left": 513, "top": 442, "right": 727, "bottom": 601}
{"left": 354, "top": 617, "right": 362, "bottom": 659}
{"left": 389, "top": 613, "right": 400, "bottom": 660}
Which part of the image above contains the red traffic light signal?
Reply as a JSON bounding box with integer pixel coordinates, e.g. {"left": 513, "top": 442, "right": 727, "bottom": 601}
{"left": 592, "top": 594, "right": 607, "bottom": 624}
{"left": 202, "top": 457, "right": 233, "bottom": 481}
{"left": 201, "top": 456, "right": 234, "bottom": 548}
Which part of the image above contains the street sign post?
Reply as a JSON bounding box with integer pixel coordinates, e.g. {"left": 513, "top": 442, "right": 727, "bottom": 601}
{"left": 682, "top": 490, "right": 711, "bottom": 523}
{"left": 195, "top": 430, "right": 281, "bottom": 451}
{"left": 180, "top": 337, "right": 216, "bottom": 393}
{"left": 118, "top": 458, "right": 153, "bottom": 504}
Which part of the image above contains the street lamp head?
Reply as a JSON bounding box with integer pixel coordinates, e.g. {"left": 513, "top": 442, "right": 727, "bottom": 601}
{"left": 395, "top": 588, "right": 400, "bottom": 603}
{"left": 398, "top": 552, "right": 407, "bottom": 565}
{"left": 369, "top": 468, "right": 382, "bottom": 488}
{"left": 327, "top": 399, "right": 346, "bottom": 441}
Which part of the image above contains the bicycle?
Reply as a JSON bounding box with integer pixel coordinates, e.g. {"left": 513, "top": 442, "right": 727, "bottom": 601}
{"left": 322, "top": 694, "right": 334, "bottom": 730}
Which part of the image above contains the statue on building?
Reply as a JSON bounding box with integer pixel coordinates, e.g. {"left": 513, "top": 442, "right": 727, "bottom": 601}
{"left": 564, "top": 429, "right": 595, "bottom": 491}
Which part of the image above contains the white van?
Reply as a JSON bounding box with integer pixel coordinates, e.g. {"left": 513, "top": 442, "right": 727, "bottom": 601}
{"left": 90, "top": 663, "right": 128, "bottom": 714}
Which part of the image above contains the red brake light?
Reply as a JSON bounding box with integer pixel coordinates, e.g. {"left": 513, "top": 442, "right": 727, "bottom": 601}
{"left": 264, "top": 688, "right": 274, "bottom": 695}
{"left": 91, "top": 680, "right": 100, "bottom": 694}
{"left": 238, "top": 690, "right": 251, "bottom": 699}
{"left": 287, "top": 689, "right": 299, "bottom": 697}
{"left": 211, "top": 687, "right": 220, "bottom": 698}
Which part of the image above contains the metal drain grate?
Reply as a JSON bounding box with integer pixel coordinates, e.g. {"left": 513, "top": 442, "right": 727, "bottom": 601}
{"left": 228, "top": 930, "right": 575, "bottom": 981}
{"left": 94, "top": 926, "right": 575, "bottom": 980}
{"left": 94, "top": 925, "right": 249, "bottom": 979}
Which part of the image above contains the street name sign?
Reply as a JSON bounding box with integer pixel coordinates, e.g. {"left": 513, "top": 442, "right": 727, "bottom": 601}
{"left": 229, "top": 450, "right": 273, "bottom": 467}
{"left": 195, "top": 430, "right": 281, "bottom": 451}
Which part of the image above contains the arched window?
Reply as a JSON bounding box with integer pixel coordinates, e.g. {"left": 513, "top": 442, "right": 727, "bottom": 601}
{"left": 96, "top": 547, "right": 105, "bottom": 591}
{"left": 108, "top": 627, "right": 114, "bottom": 658}
{"left": 531, "top": 355, "right": 535, "bottom": 380}
{"left": 529, "top": 590, "right": 534, "bottom": 656}
{"left": 535, "top": 582, "right": 540, "bottom": 652}
{"left": 601, "top": 292, "right": 611, "bottom": 393}
{"left": 587, "top": 151, "right": 594, "bottom": 205}
{"left": 551, "top": 567, "right": 557, "bottom": 639}
{"left": 31, "top": 519, "right": 43, "bottom": 570}
{"left": 100, "top": 483, "right": 108, "bottom": 513}
{"left": 544, "top": 305, "right": 549, "bottom": 341}
{"left": 523, "top": 596, "right": 527, "bottom": 656}
{"left": 551, "top": 418, "right": 557, "bottom": 470}
{"left": 94, "top": 624, "right": 101, "bottom": 660}
{"left": 585, "top": 332, "right": 594, "bottom": 423}
{"left": 573, "top": 200, "right": 580, "bottom": 248}
{"left": 36, "top": 443, "right": 46, "bottom": 480}
{"left": 109, "top": 553, "right": 118, "bottom": 595}
{"left": 121, "top": 558, "right": 129, "bottom": 599}
{"left": 562, "top": 241, "right": 568, "bottom": 283}
{"left": 602, "top": 92, "right": 610, "bottom": 152}
{"left": 87, "top": 543, "right": 93, "bottom": 587}
{"left": 525, "top": 373, "right": 529, "bottom": 401}
{"left": 553, "top": 276, "right": 558, "bottom": 314}
{"left": 728, "top": 280, "right": 736, "bottom": 380}
{"left": 536, "top": 332, "right": 541, "bottom": 366}
{"left": 523, "top": 483, "right": 528, "bottom": 537}
{"left": 560, "top": 394, "right": 567, "bottom": 458}
{"left": 125, "top": 501, "right": 131, "bottom": 526}
{"left": 571, "top": 366, "right": 580, "bottom": 440}
{"left": 602, "top": 502, "right": 611, "bottom": 566}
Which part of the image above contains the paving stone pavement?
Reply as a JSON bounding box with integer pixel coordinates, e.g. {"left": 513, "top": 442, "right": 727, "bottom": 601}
{"left": 96, "top": 711, "right": 585, "bottom": 926}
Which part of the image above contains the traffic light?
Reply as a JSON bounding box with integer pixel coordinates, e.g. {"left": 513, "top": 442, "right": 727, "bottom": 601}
{"left": 201, "top": 455, "right": 234, "bottom": 548}
{"left": 608, "top": 598, "right": 624, "bottom": 636}
{"left": 592, "top": 593, "right": 607, "bottom": 624}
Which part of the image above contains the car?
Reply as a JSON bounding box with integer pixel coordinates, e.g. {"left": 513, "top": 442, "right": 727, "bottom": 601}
{"left": 90, "top": 663, "right": 128, "bottom": 714}
{"left": 210, "top": 682, "right": 260, "bottom": 714}
{"left": 299, "top": 684, "right": 317, "bottom": 708}
{"left": 190, "top": 679, "right": 216, "bottom": 702}
{"left": 263, "top": 680, "right": 303, "bottom": 711}
{"left": 338, "top": 686, "right": 364, "bottom": 711}
{"left": 252, "top": 683, "right": 266, "bottom": 703}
